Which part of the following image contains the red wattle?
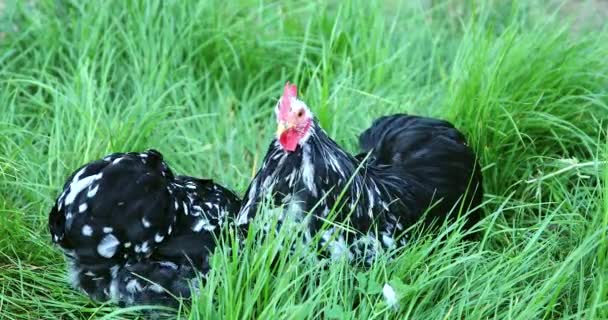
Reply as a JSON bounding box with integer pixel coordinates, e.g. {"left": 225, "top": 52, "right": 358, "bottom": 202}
{"left": 279, "top": 129, "right": 300, "bottom": 152}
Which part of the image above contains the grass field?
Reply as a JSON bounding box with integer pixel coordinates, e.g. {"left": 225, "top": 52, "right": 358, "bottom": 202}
{"left": 1, "top": 0, "right": 607, "bottom": 319}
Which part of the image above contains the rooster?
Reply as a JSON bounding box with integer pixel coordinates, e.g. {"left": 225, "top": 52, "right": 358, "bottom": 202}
{"left": 48, "top": 149, "right": 241, "bottom": 307}
{"left": 237, "top": 82, "right": 483, "bottom": 263}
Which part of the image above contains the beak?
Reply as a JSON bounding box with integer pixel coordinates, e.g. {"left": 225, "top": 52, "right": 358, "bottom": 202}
{"left": 277, "top": 121, "right": 293, "bottom": 136}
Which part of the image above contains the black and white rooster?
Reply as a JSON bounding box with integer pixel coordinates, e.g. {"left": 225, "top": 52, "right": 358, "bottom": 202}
{"left": 48, "top": 149, "right": 241, "bottom": 307}
{"left": 237, "top": 82, "right": 483, "bottom": 263}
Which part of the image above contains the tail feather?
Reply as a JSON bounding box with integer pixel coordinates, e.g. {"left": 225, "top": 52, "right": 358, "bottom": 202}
{"left": 358, "top": 113, "right": 484, "bottom": 232}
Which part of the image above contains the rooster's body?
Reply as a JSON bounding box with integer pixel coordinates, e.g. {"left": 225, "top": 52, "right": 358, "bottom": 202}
{"left": 237, "top": 83, "right": 483, "bottom": 263}
{"left": 49, "top": 150, "right": 241, "bottom": 307}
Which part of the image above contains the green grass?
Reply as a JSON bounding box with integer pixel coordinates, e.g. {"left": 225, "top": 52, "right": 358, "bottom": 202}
{"left": 1, "top": 0, "right": 607, "bottom": 319}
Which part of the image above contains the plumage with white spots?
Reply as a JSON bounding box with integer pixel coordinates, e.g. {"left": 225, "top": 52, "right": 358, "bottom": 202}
{"left": 48, "top": 149, "right": 241, "bottom": 307}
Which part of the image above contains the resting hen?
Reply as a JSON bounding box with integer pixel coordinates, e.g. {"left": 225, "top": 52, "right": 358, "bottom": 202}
{"left": 237, "top": 82, "right": 483, "bottom": 263}
{"left": 48, "top": 149, "right": 241, "bottom": 307}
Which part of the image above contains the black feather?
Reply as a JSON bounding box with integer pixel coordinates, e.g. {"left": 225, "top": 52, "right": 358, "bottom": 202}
{"left": 358, "top": 113, "right": 484, "bottom": 231}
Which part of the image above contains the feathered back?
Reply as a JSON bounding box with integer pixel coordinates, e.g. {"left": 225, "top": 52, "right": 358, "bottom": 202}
{"left": 48, "top": 149, "right": 242, "bottom": 307}
{"left": 49, "top": 150, "right": 176, "bottom": 263}
{"left": 358, "top": 114, "right": 483, "bottom": 231}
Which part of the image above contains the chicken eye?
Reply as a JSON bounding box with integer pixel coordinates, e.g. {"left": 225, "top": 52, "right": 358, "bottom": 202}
{"left": 297, "top": 110, "right": 304, "bottom": 117}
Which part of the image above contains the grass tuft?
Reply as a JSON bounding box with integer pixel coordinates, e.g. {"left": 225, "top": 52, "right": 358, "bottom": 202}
{"left": 0, "top": 0, "right": 606, "bottom": 319}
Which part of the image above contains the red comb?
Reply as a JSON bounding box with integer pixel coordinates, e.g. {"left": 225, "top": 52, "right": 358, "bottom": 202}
{"left": 279, "top": 82, "right": 297, "bottom": 120}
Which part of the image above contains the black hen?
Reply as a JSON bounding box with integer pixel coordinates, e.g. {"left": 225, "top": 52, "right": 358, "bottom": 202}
{"left": 236, "top": 83, "right": 483, "bottom": 264}
{"left": 48, "top": 149, "right": 241, "bottom": 307}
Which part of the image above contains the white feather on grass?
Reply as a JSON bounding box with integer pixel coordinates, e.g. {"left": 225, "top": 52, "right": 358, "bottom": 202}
{"left": 383, "top": 283, "right": 399, "bottom": 309}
